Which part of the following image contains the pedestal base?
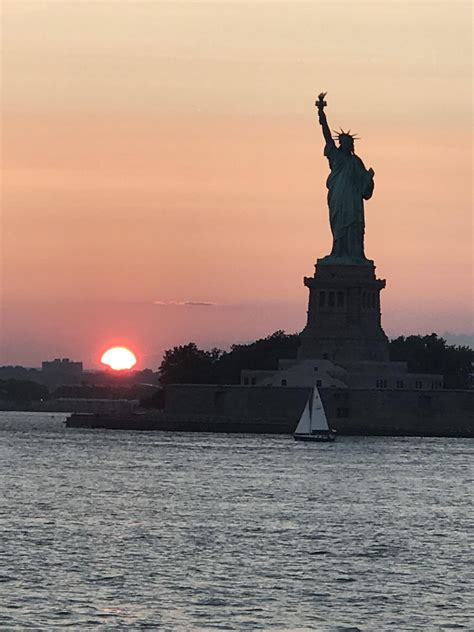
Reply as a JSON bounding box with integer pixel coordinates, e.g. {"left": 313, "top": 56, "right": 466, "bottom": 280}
{"left": 298, "top": 262, "right": 389, "bottom": 363}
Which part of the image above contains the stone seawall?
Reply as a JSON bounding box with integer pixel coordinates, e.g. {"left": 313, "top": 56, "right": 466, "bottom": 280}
{"left": 163, "top": 384, "right": 474, "bottom": 437}
{"left": 66, "top": 412, "right": 291, "bottom": 434}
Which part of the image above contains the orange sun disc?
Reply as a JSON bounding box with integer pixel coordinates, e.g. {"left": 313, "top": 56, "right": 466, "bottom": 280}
{"left": 101, "top": 347, "right": 137, "bottom": 370}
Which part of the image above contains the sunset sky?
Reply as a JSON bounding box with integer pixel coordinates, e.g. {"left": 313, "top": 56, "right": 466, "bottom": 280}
{"left": 2, "top": 0, "right": 472, "bottom": 368}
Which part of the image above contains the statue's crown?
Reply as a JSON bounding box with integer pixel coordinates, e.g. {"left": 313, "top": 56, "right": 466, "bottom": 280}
{"left": 332, "top": 128, "right": 359, "bottom": 142}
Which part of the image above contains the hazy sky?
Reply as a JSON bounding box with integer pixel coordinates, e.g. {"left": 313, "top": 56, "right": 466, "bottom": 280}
{"left": 1, "top": 0, "right": 472, "bottom": 367}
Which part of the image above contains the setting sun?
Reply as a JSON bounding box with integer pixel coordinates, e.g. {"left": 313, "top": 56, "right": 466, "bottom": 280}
{"left": 101, "top": 347, "right": 137, "bottom": 371}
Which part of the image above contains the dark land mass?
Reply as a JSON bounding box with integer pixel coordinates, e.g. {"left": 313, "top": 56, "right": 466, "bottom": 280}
{"left": 1, "top": 332, "right": 472, "bottom": 409}
{"left": 2, "top": 333, "right": 473, "bottom": 437}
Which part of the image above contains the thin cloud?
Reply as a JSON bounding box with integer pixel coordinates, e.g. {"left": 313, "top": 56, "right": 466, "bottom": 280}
{"left": 153, "top": 300, "right": 216, "bottom": 307}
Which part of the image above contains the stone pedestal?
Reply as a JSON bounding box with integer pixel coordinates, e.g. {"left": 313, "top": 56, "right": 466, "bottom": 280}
{"left": 298, "top": 261, "right": 389, "bottom": 362}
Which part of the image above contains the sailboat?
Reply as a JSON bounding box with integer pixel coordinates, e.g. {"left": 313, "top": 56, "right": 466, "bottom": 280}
{"left": 294, "top": 387, "right": 336, "bottom": 442}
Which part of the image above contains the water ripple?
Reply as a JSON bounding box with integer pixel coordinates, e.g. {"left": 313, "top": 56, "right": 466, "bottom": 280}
{"left": 0, "top": 412, "right": 472, "bottom": 630}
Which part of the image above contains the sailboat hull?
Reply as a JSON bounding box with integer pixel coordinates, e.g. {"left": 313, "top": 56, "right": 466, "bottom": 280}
{"left": 294, "top": 431, "right": 336, "bottom": 442}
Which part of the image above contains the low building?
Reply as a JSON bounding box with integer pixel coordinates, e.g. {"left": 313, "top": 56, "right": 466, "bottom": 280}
{"left": 241, "top": 358, "right": 443, "bottom": 391}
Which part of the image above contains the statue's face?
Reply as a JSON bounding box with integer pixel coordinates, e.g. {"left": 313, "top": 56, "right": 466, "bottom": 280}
{"left": 339, "top": 136, "right": 354, "bottom": 153}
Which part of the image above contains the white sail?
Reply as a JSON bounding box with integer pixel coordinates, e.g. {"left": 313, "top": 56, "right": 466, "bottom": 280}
{"left": 294, "top": 399, "right": 311, "bottom": 435}
{"left": 310, "top": 387, "right": 330, "bottom": 431}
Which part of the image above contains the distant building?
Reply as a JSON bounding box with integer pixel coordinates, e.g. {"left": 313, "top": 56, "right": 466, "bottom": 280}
{"left": 42, "top": 358, "right": 83, "bottom": 373}
{"left": 40, "top": 358, "right": 83, "bottom": 387}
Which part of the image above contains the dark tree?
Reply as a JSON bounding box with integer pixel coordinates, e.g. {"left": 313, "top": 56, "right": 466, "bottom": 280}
{"left": 157, "top": 332, "right": 299, "bottom": 385}
{"left": 0, "top": 379, "right": 49, "bottom": 404}
{"left": 52, "top": 384, "right": 143, "bottom": 400}
{"left": 215, "top": 331, "right": 299, "bottom": 383}
{"left": 158, "top": 343, "right": 222, "bottom": 384}
{"left": 389, "top": 334, "right": 473, "bottom": 389}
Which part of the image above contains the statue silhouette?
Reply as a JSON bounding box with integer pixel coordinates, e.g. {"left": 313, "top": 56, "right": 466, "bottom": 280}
{"left": 316, "top": 93, "right": 375, "bottom": 264}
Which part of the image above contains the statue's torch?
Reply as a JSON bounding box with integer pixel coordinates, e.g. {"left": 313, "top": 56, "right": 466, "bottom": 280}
{"left": 316, "top": 92, "right": 327, "bottom": 111}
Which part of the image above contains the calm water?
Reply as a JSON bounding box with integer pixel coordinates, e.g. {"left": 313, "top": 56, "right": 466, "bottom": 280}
{"left": 0, "top": 412, "right": 472, "bottom": 631}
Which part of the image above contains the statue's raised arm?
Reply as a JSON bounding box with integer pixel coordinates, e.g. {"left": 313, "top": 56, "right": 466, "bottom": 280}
{"left": 315, "top": 92, "right": 334, "bottom": 147}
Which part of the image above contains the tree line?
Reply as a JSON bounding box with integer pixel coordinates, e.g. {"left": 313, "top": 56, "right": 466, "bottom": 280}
{"left": 158, "top": 331, "right": 299, "bottom": 385}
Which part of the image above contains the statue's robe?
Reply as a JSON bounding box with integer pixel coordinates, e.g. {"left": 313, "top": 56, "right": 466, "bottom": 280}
{"left": 324, "top": 140, "right": 374, "bottom": 260}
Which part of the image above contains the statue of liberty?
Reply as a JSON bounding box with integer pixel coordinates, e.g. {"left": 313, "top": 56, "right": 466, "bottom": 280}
{"left": 316, "top": 93, "right": 375, "bottom": 265}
